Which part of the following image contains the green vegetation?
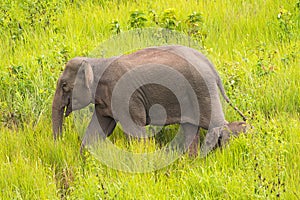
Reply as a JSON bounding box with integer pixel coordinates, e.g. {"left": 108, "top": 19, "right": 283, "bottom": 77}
{"left": 0, "top": 0, "right": 299, "bottom": 199}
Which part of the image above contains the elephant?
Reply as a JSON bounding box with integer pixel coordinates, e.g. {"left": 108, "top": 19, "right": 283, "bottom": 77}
{"left": 52, "top": 45, "right": 248, "bottom": 157}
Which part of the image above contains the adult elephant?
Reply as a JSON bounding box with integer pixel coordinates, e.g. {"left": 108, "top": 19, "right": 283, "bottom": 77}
{"left": 52, "top": 45, "right": 247, "bottom": 156}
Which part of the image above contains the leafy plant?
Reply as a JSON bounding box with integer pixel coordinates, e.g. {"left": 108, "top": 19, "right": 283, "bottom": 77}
{"left": 148, "top": 9, "right": 159, "bottom": 25}
{"left": 186, "top": 11, "right": 203, "bottom": 31}
{"left": 254, "top": 42, "right": 277, "bottom": 76}
{"left": 277, "top": 7, "right": 295, "bottom": 42}
{"left": 110, "top": 20, "right": 121, "bottom": 34}
{"left": 128, "top": 10, "right": 147, "bottom": 29}
{"left": 160, "top": 8, "right": 180, "bottom": 30}
{"left": 0, "top": 3, "right": 24, "bottom": 42}
{"left": 186, "top": 11, "right": 207, "bottom": 45}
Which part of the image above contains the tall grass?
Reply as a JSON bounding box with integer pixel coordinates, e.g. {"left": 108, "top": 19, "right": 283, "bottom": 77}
{"left": 0, "top": 0, "right": 299, "bottom": 199}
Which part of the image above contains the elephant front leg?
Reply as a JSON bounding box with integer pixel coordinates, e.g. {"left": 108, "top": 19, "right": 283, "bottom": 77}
{"left": 80, "top": 111, "right": 116, "bottom": 153}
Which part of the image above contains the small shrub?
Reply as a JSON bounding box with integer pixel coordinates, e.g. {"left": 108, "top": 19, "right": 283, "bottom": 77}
{"left": 186, "top": 11, "right": 207, "bottom": 46}
{"left": 128, "top": 10, "right": 147, "bottom": 29}
{"left": 277, "top": 7, "right": 296, "bottom": 42}
{"left": 148, "top": 9, "right": 159, "bottom": 25}
{"left": 110, "top": 20, "right": 121, "bottom": 34}
{"left": 160, "top": 8, "right": 180, "bottom": 30}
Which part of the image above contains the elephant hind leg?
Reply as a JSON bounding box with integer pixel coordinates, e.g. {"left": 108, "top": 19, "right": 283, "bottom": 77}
{"left": 121, "top": 99, "right": 147, "bottom": 140}
{"left": 169, "top": 123, "right": 199, "bottom": 156}
{"left": 188, "top": 131, "right": 199, "bottom": 157}
{"left": 182, "top": 123, "right": 200, "bottom": 157}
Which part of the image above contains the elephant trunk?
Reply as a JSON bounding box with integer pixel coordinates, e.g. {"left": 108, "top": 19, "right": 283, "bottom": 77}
{"left": 52, "top": 106, "right": 64, "bottom": 140}
{"left": 52, "top": 90, "right": 65, "bottom": 140}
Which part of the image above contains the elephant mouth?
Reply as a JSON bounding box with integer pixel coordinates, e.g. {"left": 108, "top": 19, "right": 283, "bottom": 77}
{"left": 65, "top": 97, "right": 72, "bottom": 117}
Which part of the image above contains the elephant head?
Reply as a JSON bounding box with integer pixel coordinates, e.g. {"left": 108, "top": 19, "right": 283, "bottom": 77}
{"left": 52, "top": 57, "right": 95, "bottom": 139}
{"left": 201, "top": 121, "right": 250, "bottom": 157}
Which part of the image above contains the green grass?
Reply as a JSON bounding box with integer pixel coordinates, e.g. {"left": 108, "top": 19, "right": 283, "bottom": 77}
{"left": 0, "top": 0, "right": 300, "bottom": 199}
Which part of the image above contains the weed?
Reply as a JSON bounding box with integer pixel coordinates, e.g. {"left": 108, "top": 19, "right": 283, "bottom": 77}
{"left": 253, "top": 42, "right": 277, "bottom": 77}
{"left": 128, "top": 10, "right": 148, "bottom": 29}
{"left": 110, "top": 20, "right": 121, "bottom": 34}
{"left": 160, "top": 8, "right": 180, "bottom": 30}
{"left": 186, "top": 11, "right": 207, "bottom": 46}
{"left": 277, "top": 7, "right": 296, "bottom": 42}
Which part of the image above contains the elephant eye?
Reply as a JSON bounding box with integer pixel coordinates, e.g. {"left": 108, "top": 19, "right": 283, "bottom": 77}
{"left": 62, "top": 82, "right": 68, "bottom": 91}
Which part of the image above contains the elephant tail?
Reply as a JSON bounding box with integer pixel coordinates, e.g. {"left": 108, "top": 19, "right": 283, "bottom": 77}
{"left": 217, "top": 78, "right": 247, "bottom": 121}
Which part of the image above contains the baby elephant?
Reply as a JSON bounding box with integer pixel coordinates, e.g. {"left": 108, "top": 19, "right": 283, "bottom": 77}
{"left": 199, "top": 121, "right": 250, "bottom": 157}
{"left": 52, "top": 45, "right": 248, "bottom": 157}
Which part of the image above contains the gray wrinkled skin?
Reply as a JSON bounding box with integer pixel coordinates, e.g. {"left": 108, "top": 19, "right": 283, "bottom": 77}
{"left": 52, "top": 45, "right": 247, "bottom": 156}
{"left": 200, "top": 121, "right": 250, "bottom": 157}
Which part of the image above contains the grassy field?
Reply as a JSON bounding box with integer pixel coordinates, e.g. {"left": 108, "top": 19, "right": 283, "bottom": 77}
{"left": 0, "top": 0, "right": 299, "bottom": 199}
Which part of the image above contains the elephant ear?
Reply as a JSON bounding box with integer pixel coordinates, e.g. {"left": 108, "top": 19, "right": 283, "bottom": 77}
{"left": 80, "top": 60, "right": 94, "bottom": 90}
{"left": 200, "top": 126, "right": 223, "bottom": 157}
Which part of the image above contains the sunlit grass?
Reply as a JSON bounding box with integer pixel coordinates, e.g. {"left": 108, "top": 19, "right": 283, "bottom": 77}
{"left": 0, "top": 0, "right": 299, "bottom": 199}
